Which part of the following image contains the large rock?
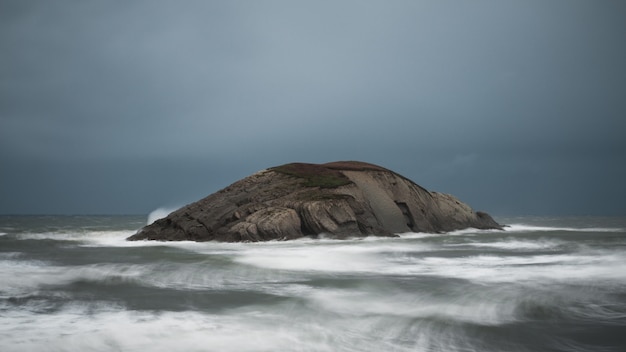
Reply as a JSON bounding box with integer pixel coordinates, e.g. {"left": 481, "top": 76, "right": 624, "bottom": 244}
{"left": 128, "top": 161, "right": 502, "bottom": 242}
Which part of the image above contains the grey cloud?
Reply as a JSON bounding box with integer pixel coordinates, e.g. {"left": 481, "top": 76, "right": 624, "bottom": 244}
{"left": 1, "top": 0, "right": 625, "bottom": 215}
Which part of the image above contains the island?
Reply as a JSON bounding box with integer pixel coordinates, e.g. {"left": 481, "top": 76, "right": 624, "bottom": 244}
{"left": 127, "top": 161, "right": 502, "bottom": 242}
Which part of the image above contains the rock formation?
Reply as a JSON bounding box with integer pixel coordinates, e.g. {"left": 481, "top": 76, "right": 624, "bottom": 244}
{"left": 128, "top": 161, "right": 502, "bottom": 242}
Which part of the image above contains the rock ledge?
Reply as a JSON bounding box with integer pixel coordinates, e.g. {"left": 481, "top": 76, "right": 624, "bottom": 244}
{"left": 128, "top": 161, "right": 502, "bottom": 242}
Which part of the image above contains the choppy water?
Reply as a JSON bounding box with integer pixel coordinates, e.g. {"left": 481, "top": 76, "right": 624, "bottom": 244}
{"left": 1, "top": 215, "right": 625, "bottom": 352}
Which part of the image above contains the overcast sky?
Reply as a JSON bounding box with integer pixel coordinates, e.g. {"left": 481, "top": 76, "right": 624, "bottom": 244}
{"left": 1, "top": 0, "right": 625, "bottom": 216}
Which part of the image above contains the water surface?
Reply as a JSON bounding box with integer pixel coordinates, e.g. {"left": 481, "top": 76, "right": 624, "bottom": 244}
{"left": 1, "top": 215, "right": 625, "bottom": 351}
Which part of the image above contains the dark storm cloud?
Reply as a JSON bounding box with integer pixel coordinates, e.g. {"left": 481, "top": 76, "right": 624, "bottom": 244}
{"left": 1, "top": 0, "right": 625, "bottom": 215}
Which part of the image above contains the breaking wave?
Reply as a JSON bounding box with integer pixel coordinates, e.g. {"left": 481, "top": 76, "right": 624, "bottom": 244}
{"left": 147, "top": 206, "right": 179, "bottom": 225}
{"left": 504, "top": 223, "right": 623, "bottom": 233}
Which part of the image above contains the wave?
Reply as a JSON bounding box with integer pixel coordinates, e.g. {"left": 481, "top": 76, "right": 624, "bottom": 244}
{"left": 0, "top": 289, "right": 533, "bottom": 352}
{"left": 405, "top": 252, "right": 626, "bottom": 284}
{"left": 457, "top": 238, "right": 564, "bottom": 250}
{"left": 16, "top": 230, "right": 134, "bottom": 241}
{"left": 3, "top": 276, "right": 623, "bottom": 352}
{"left": 0, "top": 255, "right": 299, "bottom": 297}
{"left": 226, "top": 237, "right": 626, "bottom": 285}
{"left": 0, "top": 307, "right": 305, "bottom": 352}
{"left": 0, "top": 260, "right": 146, "bottom": 298}
{"left": 2, "top": 304, "right": 485, "bottom": 352}
{"left": 0, "top": 252, "right": 21, "bottom": 260}
{"left": 304, "top": 287, "right": 519, "bottom": 326}
{"left": 504, "top": 224, "right": 623, "bottom": 233}
{"left": 12, "top": 230, "right": 193, "bottom": 248}
{"left": 5, "top": 242, "right": 625, "bottom": 298}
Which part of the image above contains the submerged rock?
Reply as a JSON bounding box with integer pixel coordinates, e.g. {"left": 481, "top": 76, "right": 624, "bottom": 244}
{"left": 128, "top": 161, "right": 502, "bottom": 242}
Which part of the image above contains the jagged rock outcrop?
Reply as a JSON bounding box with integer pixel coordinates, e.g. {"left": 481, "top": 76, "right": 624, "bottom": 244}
{"left": 128, "top": 161, "right": 502, "bottom": 242}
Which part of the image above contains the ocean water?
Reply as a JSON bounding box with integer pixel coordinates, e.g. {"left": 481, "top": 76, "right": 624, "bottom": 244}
{"left": 1, "top": 215, "right": 625, "bottom": 352}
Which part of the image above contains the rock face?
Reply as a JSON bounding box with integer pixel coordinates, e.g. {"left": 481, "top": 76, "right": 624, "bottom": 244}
{"left": 128, "top": 161, "right": 502, "bottom": 242}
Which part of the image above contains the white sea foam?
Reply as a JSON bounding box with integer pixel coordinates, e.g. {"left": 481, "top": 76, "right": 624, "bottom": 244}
{"left": 0, "top": 308, "right": 294, "bottom": 352}
{"left": 458, "top": 238, "right": 564, "bottom": 250}
{"left": 0, "top": 254, "right": 292, "bottom": 295}
{"left": 398, "top": 228, "right": 500, "bottom": 238}
{"left": 405, "top": 252, "right": 626, "bottom": 284}
{"left": 13, "top": 229, "right": 185, "bottom": 248}
{"left": 235, "top": 245, "right": 381, "bottom": 273}
{"left": 0, "top": 260, "right": 147, "bottom": 297}
{"left": 80, "top": 230, "right": 176, "bottom": 247}
{"left": 227, "top": 235, "right": 626, "bottom": 286}
{"left": 305, "top": 287, "right": 519, "bottom": 326}
{"left": 10, "top": 225, "right": 624, "bottom": 289}
{"left": 0, "top": 296, "right": 505, "bottom": 352}
{"left": 0, "top": 302, "right": 441, "bottom": 352}
{"left": 397, "top": 232, "right": 441, "bottom": 239}
{"left": 0, "top": 260, "right": 57, "bottom": 297}
{"left": 16, "top": 230, "right": 134, "bottom": 242}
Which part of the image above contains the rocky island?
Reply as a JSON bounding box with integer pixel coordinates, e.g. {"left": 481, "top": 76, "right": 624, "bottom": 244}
{"left": 128, "top": 161, "right": 502, "bottom": 242}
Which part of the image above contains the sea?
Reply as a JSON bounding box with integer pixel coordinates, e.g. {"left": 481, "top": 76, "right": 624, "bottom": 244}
{"left": 1, "top": 214, "right": 625, "bottom": 352}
